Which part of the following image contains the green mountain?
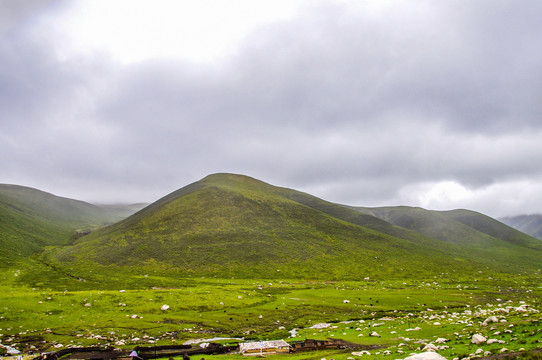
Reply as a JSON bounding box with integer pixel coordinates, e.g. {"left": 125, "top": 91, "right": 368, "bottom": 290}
{"left": 499, "top": 214, "right": 542, "bottom": 241}
{"left": 353, "top": 205, "right": 542, "bottom": 259}
{"left": 0, "top": 184, "right": 143, "bottom": 266}
{"left": 52, "top": 174, "right": 542, "bottom": 279}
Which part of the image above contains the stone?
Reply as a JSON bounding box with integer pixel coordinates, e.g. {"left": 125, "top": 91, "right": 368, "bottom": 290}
{"left": 161, "top": 304, "right": 170, "bottom": 311}
{"left": 483, "top": 316, "right": 499, "bottom": 326}
{"left": 422, "top": 343, "right": 438, "bottom": 352}
{"left": 403, "top": 351, "right": 447, "bottom": 360}
{"left": 352, "top": 350, "right": 371, "bottom": 356}
{"left": 471, "top": 334, "right": 487, "bottom": 344}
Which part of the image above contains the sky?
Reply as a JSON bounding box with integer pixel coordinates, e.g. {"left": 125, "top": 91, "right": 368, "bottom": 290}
{"left": 1, "top": 0, "right": 542, "bottom": 218}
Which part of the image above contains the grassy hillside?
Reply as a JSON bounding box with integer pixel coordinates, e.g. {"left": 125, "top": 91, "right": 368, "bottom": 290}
{"left": 500, "top": 214, "right": 542, "bottom": 240}
{"left": 354, "top": 205, "right": 542, "bottom": 266}
{"left": 355, "top": 206, "right": 542, "bottom": 248}
{"left": 0, "top": 184, "right": 142, "bottom": 266}
{"left": 52, "top": 174, "right": 541, "bottom": 279}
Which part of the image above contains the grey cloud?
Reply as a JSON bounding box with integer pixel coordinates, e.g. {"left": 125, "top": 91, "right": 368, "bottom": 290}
{"left": 1, "top": 0, "right": 542, "bottom": 216}
{"left": 0, "top": 0, "right": 63, "bottom": 36}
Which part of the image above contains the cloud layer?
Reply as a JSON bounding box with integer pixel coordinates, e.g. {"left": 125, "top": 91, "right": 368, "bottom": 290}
{"left": 1, "top": 0, "right": 542, "bottom": 217}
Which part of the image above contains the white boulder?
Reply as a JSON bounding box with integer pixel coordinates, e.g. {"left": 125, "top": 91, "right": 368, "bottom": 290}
{"left": 160, "top": 304, "right": 170, "bottom": 311}
{"left": 403, "top": 351, "right": 447, "bottom": 360}
{"left": 422, "top": 343, "right": 438, "bottom": 352}
{"left": 471, "top": 334, "right": 487, "bottom": 344}
{"left": 352, "top": 351, "right": 371, "bottom": 356}
{"left": 483, "top": 316, "right": 499, "bottom": 325}
{"left": 311, "top": 323, "right": 331, "bottom": 329}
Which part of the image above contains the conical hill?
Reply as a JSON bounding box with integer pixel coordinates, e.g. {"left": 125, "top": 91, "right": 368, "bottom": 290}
{"left": 53, "top": 174, "right": 541, "bottom": 279}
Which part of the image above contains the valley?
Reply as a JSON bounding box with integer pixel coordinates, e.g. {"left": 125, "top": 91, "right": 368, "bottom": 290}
{"left": 0, "top": 174, "right": 541, "bottom": 359}
{"left": 0, "top": 265, "right": 540, "bottom": 359}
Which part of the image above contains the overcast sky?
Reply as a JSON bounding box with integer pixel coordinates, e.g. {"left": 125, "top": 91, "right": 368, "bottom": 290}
{"left": 1, "top": 0, "right": 542, "bottom": 218}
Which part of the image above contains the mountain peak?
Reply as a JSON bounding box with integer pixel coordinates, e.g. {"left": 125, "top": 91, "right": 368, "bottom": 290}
{"left": 51, "top": 173, "right": 542, "bottom": 279}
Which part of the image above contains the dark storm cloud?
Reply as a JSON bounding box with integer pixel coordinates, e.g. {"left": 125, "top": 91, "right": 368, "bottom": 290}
{"left": 1, "top": 0, "right": 542, "bottom": 216}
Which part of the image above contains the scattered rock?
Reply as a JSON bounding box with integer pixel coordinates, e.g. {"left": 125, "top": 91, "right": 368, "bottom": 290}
{"left": 160, "top": 304, "right": 170, "bottom": 311}
{"left": 422, "top": 343, "right": 438, "bottom": 352}
{"left": 352, "top": 350, "right": 371, "bottom": 356}
{"left": 471, "top": 334, "right": 487, "bottom": 344}
{"left": 483, "top": 316, "right": 499, "bottom": 326}
{"left": 403, "top": 351, "right": 447, "bottom": 360}
{"left": 310, "top": 323, "right": 331, "bottom": 329}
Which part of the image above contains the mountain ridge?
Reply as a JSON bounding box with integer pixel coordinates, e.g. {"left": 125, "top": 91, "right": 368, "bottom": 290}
{"left": 0, "top": 184, "right": 144, "bottom": 266}
{"left": 49, "top": 173, "right": 542, "bottom": 279}
{"left": 499, "top": 214, "right": 542, "bottom": 241}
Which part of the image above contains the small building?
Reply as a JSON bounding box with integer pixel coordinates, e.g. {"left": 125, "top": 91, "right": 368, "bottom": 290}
{"left": 239, "top": 340, "right": 291, "bottom": 356}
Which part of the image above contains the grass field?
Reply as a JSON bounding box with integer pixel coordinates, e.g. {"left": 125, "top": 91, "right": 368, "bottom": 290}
{"left": 1, "top": 261, "right": 540, "bottom": 359}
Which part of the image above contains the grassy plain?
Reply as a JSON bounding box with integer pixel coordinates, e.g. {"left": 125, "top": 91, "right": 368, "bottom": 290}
{"left": 1, "top": 260, "right": 540, "bottom": 359}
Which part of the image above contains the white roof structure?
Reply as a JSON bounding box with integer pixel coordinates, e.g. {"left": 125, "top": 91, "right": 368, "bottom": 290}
{"left": 239, "top": 340, "right": 290, "bottom": 353}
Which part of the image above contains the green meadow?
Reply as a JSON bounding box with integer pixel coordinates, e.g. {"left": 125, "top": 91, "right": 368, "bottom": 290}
{"left": 1, "top": 261, "right": 540, "bottom": 359}
{"left": 1, "top": 175, "right": 541, "bottom": 359}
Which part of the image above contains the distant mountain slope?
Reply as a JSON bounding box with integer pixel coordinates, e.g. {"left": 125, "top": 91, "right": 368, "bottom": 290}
{"left": 53, "top": 174, "right": 542, "bottom": 279}
{"left": 354, "top": 205, "right": 542, "bottom": 253}
{"left": 499, "top": 214, "right": 542, "bottom": 241}
{"left": 0, "top": 184, "right": 143, "bottom": 266}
